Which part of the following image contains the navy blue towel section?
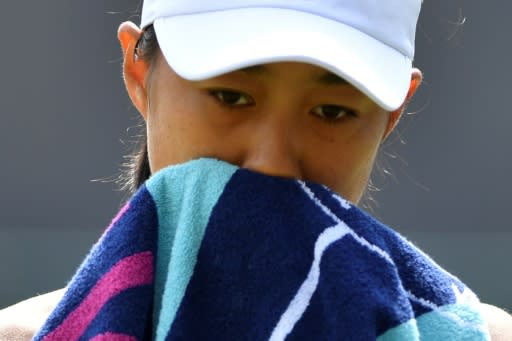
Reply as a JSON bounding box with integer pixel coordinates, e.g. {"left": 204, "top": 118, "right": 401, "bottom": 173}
{"left": 33, "top": 158, "right": 490, "bottom": 340}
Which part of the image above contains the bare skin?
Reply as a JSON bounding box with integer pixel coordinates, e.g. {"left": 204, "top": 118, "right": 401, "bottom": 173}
{"left": 1, "top": 21, "right": 509, "bottom": 340}
{"left": 0, "top": 289, "right": 65, "bottom": 340}
{"left": 119, "top": 24, "right": 419, "bottom": 204}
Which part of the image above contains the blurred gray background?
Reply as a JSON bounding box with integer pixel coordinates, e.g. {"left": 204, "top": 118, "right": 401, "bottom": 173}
{"left": 1, "top": 0, "right": 510, "bottom": 313}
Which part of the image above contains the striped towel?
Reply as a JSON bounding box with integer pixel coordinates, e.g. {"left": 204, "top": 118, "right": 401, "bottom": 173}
{"left": 33, "top": 158, "right": 490, "bottom": 340}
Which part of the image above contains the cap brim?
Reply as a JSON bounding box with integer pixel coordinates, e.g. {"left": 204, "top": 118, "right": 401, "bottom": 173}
{"left": 153, "top": 8, "right": 412, "bottom": 111}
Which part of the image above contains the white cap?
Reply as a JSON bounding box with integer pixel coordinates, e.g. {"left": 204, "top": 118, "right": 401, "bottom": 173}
{"left": 141, "top": 0, "right": 422, "bottom": 111}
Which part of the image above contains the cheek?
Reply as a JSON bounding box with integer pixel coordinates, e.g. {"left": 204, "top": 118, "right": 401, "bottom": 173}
{"left": 326, "top": 145, "right": 377, "bottom": 202}
{"left": 309, "top": 119, "right": 386, "bottom": 203}
{"left": 146, "top": 77, "right": 206, "bottom": 172}
{"left": 349, "top": 123, "right": 387, "bottom": 198}
{"left": 146, "top": 77, "right": 240, "bottom": 173}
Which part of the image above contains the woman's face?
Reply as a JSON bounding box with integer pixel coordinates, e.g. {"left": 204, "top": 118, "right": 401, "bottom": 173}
{"left": 140, "top": 53, "right": 397, "bottom": 203}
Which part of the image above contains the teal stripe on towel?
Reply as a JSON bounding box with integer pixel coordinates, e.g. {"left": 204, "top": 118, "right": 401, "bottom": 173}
{"left": 146, "top": 158, "right": 238, "bottom": 340}
{"left": 416, "top": 303, "right": 491, "bottom": 340}
{"left": 377, "top": 303, "right": 490, "bottom": 340}
{"left": 377, "top": 319, "right": 419, "bottom": 341}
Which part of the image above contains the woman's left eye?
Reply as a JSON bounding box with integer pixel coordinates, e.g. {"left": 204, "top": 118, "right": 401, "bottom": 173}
{"left": 311, "top": 105, "right": 356, "bottom": 122}
{"left": 209, "top": 89, "right": 254, "bottom": 107}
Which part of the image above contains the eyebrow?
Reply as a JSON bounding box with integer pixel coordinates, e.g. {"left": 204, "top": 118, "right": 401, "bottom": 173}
{"left": 238, "top": 64, "right": 349, "bottom": 85}
{"left": 317, "top": 72, "right": 349, "bottom": 85}
{"left": 238, "top": 65, "right": 269, "bottom": 75}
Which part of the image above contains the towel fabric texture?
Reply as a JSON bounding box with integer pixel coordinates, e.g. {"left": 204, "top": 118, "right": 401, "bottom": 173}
{"left": 33, "top": 158, "right": 490, "bottom": 340}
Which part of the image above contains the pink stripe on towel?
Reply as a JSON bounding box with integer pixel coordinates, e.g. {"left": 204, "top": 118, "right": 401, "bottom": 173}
{"left": 90, "top": 332, "right": 138, "bottom": 341}
{"left": 42, "top": 251, "right": 153, "bottom": 341}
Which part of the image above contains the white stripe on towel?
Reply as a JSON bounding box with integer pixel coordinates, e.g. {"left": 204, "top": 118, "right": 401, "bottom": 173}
{"left": 298, "top": 181, "right": 393, "bottom": 264}
{"left": 269, "top": 181, "right": 400, "bottom": 340}
{"left": 269, "top": 223, "right": 349, "bottom": 341}
{"left": 291, "top": 182, "right": 483, "bottom": 337}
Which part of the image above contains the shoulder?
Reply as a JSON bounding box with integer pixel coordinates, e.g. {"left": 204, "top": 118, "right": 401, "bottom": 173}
{"left": 0, "top": 289, "right": 65, "bottom": 341}
{"left": 480, "top": 303, "right": 512, "bottom": 341}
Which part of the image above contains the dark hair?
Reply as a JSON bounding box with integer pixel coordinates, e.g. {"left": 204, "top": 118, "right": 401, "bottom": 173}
{"left": 119, "top": 25, "right": 158, "bottom": 194}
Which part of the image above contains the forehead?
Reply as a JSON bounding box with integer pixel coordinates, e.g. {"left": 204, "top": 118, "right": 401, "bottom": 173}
{"left": 224, "top": 62, "right": 350, "bottom": 86}
{"left": 151, "top": 48, "right": 352, "bottom": 88}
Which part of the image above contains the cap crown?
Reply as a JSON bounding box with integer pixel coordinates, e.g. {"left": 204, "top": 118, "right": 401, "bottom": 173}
{"left": 142, "top": 0, "right": 421, "bottom": 59}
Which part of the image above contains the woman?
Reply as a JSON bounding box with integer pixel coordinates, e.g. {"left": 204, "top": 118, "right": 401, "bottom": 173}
{"left": 1, "top": 0, "right": 511, "bottom": 339}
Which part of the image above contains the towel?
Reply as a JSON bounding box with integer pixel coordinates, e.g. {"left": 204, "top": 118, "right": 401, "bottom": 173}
{"left": 33, "top": 158, "right": 490, "bottom": 340}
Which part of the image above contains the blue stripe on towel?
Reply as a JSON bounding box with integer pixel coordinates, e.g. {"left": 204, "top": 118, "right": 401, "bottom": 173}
{"left": 145, "top": 158, "right": 238, "bottom": 340}
{"left": 166, "top": 169, "right": 335, "bottom": 339}
{"left": 161, "top": 165, "right": 490, "bottom": 340}
{"left": 286, "top": 235, "right": 412, "bottom": 340}
{"left": 34, "top": 185, "right": 157, "bottom": 340}
{"left": 305, "top": 181, "right": 468, "bottom": 316}
{"left": 78, "top": 285, "right": 153, "bottom": 341}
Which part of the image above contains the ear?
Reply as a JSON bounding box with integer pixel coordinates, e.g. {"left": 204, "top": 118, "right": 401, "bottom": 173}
{"left": 118, "top": 21, "right": 150, "bottom": 120}
{"left": 381, "top": 68, "right": 423, "bottom": 141}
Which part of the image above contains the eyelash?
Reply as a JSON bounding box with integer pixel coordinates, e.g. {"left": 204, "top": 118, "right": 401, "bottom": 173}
{"left": 208, "top": 89, "right": 357, "bottom": 122}
{"left": 208, "top": 89, "right": 254, "bottom": 108}
{"left": 310, "top": 105, "right": 357, "bottom": 123}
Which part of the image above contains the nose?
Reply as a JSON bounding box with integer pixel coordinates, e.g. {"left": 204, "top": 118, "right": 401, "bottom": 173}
{"left": 241, "top": 118, "right": 303, "bottom": 179}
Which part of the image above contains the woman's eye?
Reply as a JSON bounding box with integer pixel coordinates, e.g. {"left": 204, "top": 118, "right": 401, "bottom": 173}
{"left": 209, "top": 89, "right": 254, "bottom": 107}
{"left": 311, "top": 105, "right": 356, "bottom": 122}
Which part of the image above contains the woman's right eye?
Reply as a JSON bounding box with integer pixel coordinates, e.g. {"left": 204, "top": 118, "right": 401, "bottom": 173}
{"left": 208, "top": 89, "right": 254, "bottom": 107}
